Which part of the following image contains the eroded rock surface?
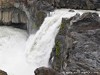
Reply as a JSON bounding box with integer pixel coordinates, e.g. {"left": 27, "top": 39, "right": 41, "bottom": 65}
{"left": 50, "top": 12, "right": 100, "bottom": 75}
{"left": 0, "top": 0, "right": 52, "bottom": 32}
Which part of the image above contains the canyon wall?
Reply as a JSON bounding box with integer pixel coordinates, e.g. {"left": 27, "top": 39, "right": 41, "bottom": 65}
{"left": 0, "top": 0, "right": 100, "bottom": 31}
{"left": 50, "top": 12, "right": 100, "bottom": 75}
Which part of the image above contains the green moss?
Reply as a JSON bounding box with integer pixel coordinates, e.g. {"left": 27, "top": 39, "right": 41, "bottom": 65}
{"left": 32, "top": 24, "right": 37, "bottom": 29}
{"left": 60, "top": 24, "right": 64, "bottom": 30}
{"left": 55, "top": 41, "right": 60, "bottom": 56}
{"left": 58, "top": 24, "right": 63, "bottom": 35}
{"left": 59, "top": 19, "right": 67, "bottom": 35}
{"left": 36, "top": 11, "right": 46, "bottom": 27}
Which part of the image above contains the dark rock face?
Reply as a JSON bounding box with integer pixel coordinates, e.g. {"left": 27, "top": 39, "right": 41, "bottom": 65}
{"left": 70, "top": 12, "right": 100, "bottom": 31}
{"left": 0, "top": 0, "right": 28, "bottom": 30}
{"left": 0, "top": 0, "right": 100, "bottom": 33}
{"left": 34, "top": 0, "right": 100, "bottom": 10}
{"left": 0, "top": 0, "right": 53, "bottom": 32}
{"left": 34, "top": 67, "right": 62, "bottom": 75}
{"left": 0, "top": 70, "right": 7, "bottom": 75}
{"left": 50, "top": 12, "right": 100, "bottom": 75}
{"left": 34, "top": 8, "right": 47, "bottom": 28}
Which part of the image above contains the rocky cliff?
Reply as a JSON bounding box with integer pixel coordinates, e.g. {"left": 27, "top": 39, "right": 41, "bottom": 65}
{"left": 0, "top": 0, "right": 52, "bottom": 32}
{"left": 0, "top": 0, "right": 28, "bottom": 29}
{"left": 0, "top": 0, "right": 100, "bottom": 32}
{"left": 49, "top": 12, "right": 100, "bottom": 75}
{"left": 0, "top": 0, "right": 100, "bottom": 75}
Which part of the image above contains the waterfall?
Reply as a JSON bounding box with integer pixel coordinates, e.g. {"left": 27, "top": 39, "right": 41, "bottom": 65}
{"left": 25, "top": 9, "right": 83, "bottom": 72}
{"left": 25, "top": 9, "right": 100, "bottom": 74}
{"left": 0, "top": 9, "right": 100, "bottom": 75}
{"left": 0, "top": 26, "right": 29, "bottom": 75}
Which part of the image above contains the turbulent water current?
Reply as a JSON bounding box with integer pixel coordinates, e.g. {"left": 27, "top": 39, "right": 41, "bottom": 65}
{"left": 0, "top": 9, "right": 100, "bottom": 75}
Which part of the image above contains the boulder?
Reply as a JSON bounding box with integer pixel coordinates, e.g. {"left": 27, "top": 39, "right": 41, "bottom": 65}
{"left": 0, "top": 70, "right": 7, "bottom": 75}
{"left": 34, "top": 67, "right": 62, "bottom": 75}
{"left": 69, "top": 9, "right": 75, "bottom": 12}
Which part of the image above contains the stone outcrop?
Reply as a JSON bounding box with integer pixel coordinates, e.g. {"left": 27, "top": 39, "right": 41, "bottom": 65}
{"left": 0, "top": 10, "right": 27, "bottom": 30}
{"left": 50, "top": 12, "right": 100, "bottom": 75}
{"left": 0, "top": 0, "right": 28, "bottom": 30}
{"left": 0, "top": 9, "right": 27, "bottom": 25}
{"left": 34, "top": 67, "right": 62, "bottom": 75}
{"left": 0, "top": 70, "right": 7, "bottom": 75}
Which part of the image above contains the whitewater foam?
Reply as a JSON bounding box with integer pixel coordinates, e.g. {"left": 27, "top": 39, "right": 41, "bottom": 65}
{"left": 0, "top": 9, "right": 100, "bottom": 75}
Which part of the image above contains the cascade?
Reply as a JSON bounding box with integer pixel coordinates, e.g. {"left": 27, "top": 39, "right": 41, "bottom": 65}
{"left": 25, "top": 9, "right": 86, "bottom": 73}
{"left": 0, "top": 9, "right": 100, "bottom": 75}
{"left": 25, "top": 9, "right": 100, "bottom": 74}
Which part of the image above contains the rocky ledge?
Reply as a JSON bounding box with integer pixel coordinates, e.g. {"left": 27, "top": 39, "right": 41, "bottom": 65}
{"left": 34, "top": 67, "right": 62, "bottom": 75}
{"left": 49, "top": 12, "right": 100, "bottom": 75}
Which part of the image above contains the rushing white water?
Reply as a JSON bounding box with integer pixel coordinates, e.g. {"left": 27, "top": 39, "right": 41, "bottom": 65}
{"left": 0, "top": 26, "right": 38, "bottom": 75}
{"left": 0, "top": 26, "right": 29, "bottom": 75}
{"left": 25, "top": 9, "right": 78, "bottom": 69}
{"left": 0, "top": 9, "right": 100, "bottom": 75}
{"left": 25, "top": 9, "right": 100, "bottom": 73}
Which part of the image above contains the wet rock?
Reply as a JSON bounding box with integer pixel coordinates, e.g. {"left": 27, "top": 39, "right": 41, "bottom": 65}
{"left": 0, "top": 9, "right": 27, "bottom": 30}
{"left": 0, "top": 70, "right": 7, "bottom": 75}
{"left": 35, "top": 11, "right": 46, "bottom": 28}
{"left": 69, "top": 9, "right": 75, "bottom": 12}
{"left": 0, "top": 10, "right": 27, "bottom": 24}
{"left": 50, "top": 12, "right": 100, "bottom": 74}
{"left": 70, "top": 12, "right": 100, "bottom": 31}
{"left": 0, "top": 0, "right": 28, "bottom": 30}
{"left": 34, "top": 67, "right": 62, "bottom": 75}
